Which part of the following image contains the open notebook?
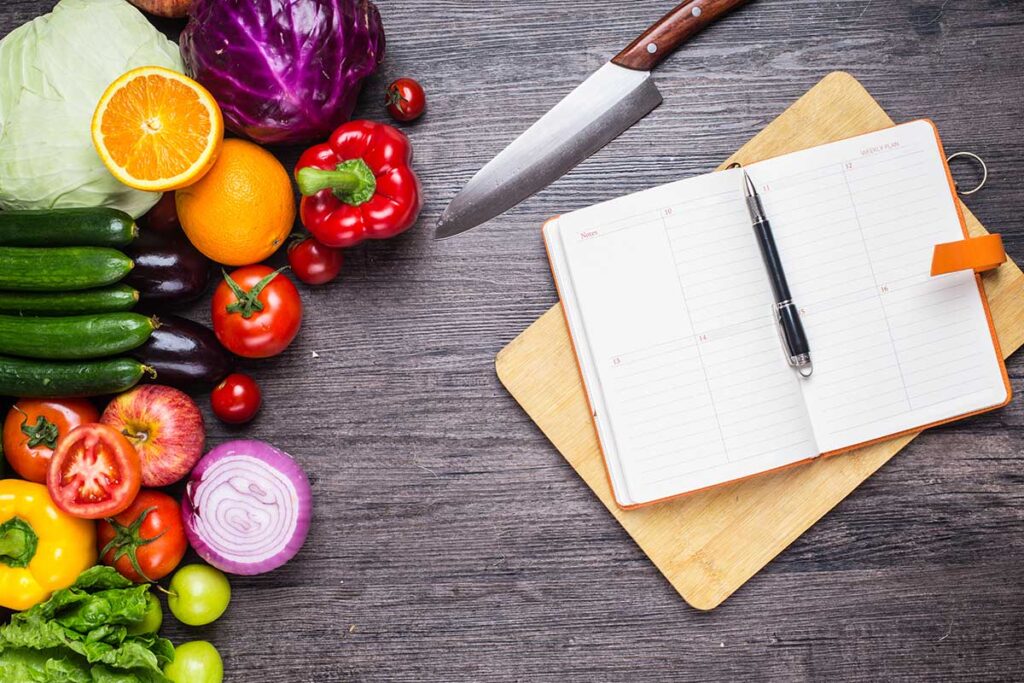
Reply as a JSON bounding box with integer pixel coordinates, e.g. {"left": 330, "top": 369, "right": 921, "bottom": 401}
{"left": 545, "top": 120, "right": 1010, "bottom": 508}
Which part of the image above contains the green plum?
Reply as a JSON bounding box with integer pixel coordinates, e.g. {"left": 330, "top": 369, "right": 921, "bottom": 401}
{"left": 164, "top": 640, "right": 223, "bottom": 683}
{"left": 167, "top": 564, "right": 231, "bottom": 626}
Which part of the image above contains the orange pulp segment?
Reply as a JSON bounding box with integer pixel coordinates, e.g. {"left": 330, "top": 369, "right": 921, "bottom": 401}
{"left": 92, "top": 66, "right": 224, "bottom": 192}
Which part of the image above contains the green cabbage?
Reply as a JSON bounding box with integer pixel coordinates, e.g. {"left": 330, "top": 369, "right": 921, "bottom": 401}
{"left": 0, "top": 0, "right": 184, "bottom": 218}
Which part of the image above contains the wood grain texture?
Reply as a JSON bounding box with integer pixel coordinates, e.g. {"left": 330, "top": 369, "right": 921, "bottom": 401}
{"left": 1, "top": 0, "right": 1023, "bottom": 680}
{"left": 496, "top": 70, "right": 1024, "bottom": 611}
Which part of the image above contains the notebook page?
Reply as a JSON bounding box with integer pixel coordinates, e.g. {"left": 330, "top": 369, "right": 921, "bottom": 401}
{"left": 553, "top": 169, "right": 817, "bottom": 505}
{"left": 747, "top": 120, "right": 1007, "bottom": 453}
{"left": 544, "top": 221, "right": 633, "bottom": 500}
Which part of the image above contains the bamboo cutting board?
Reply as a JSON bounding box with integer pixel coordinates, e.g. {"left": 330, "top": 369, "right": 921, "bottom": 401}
{"left": 495, "top": 72, "right": 1024, "bottom": 611}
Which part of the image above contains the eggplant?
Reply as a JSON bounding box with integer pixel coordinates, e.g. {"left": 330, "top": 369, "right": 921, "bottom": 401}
{"left": 133, "top": 315, "right": 232, "bottom": 390}
{"left": 124, "top": 227, "right": 211, "bottom": 307}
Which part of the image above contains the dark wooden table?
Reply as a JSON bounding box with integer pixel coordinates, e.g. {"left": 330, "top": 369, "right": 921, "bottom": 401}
{"left": 3, "top": 1, "right": 1023, "bottom": 680}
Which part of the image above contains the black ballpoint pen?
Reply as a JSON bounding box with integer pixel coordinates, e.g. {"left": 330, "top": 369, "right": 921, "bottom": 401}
{"left": 742, "top": 170, "right": 814, "bottom": 378}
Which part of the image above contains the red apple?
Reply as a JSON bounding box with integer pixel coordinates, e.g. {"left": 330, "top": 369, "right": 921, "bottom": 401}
{"left": 101, "top": 385, "right": 205, "bottom": 487}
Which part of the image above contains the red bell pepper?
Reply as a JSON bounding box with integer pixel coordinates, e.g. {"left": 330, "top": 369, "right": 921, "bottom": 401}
{"left": 294, "top": 120, "right": 421, "bottom": 248}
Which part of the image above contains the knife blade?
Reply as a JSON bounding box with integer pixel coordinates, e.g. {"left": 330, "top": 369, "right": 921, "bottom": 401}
{"left": 435, "top": 0, "right": 752, "bottom": 240}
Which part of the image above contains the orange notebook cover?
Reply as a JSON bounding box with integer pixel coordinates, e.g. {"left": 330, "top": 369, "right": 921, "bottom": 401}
{"left": 544, "top": 120, "right": 1011, "bottom": 509}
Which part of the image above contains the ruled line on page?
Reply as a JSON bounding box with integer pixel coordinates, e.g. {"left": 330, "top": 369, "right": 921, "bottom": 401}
{"left": 610, "top": 366, "right": 708, "bottom": 393}
{"left": 901, "top": 349, "right": 980, "bottom": 379}
{"left": 609, "top": 337, "right": 691, "bottom": 363}
{"left": 631, "top": 423, "right": 725, "bottom": 453}
{"left": 672, "top": 228, "right": 751, "bottom": 253}
{"left": 617, "top": 377, "right": 714, "bottom": 406}
{"left": 679, "top": 252, "right": 762, "bottom": 279}
{"left": 778, "top": 224, "right": 863, "bottom": 254}
{"left": 896, "top": 326, "right": 977, "bottom": 355}
{"left": 820, "top": 382, "right": 910, "bottom": 415}
{"left": 643, "top": 437, "right": 815, "bottom": 482}
{"left": 907, "top": 375, "right": 993, "bottom": 408}
{"left": 724, "top": 401, "right": 808, "bottom": 438}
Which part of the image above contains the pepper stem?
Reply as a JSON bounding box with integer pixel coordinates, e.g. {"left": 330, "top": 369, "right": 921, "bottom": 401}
{"left": 296, "top": 159, "right": 377, "bottom": 206}
{"left": 0, "top": 517, "right": 39, "bottom": 568}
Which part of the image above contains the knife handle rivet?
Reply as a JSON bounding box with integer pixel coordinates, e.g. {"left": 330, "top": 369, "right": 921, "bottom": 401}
{"left": 646, "top": 42, "right": 658, "bottom": 54}
{"left": 692, "top": 6, "right": 703, "bottom": 17}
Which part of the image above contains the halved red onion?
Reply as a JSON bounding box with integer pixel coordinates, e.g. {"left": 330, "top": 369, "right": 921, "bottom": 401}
{"left": 182, "top": 440, "right": 311, "bottom": 575}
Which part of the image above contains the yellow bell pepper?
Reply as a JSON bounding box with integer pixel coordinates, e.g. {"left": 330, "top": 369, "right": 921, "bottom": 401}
{"left": 0, "top": 479, "right": 96, "bottom": 611}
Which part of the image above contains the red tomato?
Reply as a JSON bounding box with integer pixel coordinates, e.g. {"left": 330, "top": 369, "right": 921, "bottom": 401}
{"left": 97, "top": 490, "right": 187, "bottom": 583}
{"left": 47, "top": 423, "right": 141, "bottom": 519}
{"left": 287, "top": 237, "right": 343, "bottom": 285}
{"left": 385, "top": 78, "right": 426, "bottom": 122}
{"left": 210, "top": 373, "right": 262, "bottom": 424}
{"left": 2, "top": 399, "right": 99, "bottom": 483}
{"left": 211, "top": 266, "right": 303, "bottom": 358}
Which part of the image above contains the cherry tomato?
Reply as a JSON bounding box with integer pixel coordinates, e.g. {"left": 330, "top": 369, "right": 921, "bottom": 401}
{"left": 143, "top": 192, "right": 180, "bottom": 232}
{"left": 98, "top": 490, "right": 188, "bottom": 583}
{"left": 211, "top": 266, "right": 302, "bottom": 359}
{"left": 2, "top": 399, "right": 98, "bottom": 483}
{"left": 210, "top": 373, "right": 262, "bottom": 425}
{"left": 287, "top": 237, "right": 343, "bottom": 286}
{"left": 47, "top": 423, "right": 141, "bottom": 519}
{"left": 385, "top": 78, "right": 426, "bottom": 122}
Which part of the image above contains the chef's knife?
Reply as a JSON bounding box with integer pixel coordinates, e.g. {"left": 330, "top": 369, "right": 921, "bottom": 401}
{"left": 435, "top": 0, "right": 752, "bottom": 240}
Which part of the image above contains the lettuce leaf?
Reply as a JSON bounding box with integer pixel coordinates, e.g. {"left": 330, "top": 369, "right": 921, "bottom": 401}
{"left": 0, "top": 567, "right": 173, "bottom": 683}
{"left": 0, "top": 647, "right": 93, "bottom": 682}
{"left": 0, "top": 0, "right": 184, "bottom": 217}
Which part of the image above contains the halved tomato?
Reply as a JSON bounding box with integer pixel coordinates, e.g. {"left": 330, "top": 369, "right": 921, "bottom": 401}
{"left": 3, "top": 399, "right": 99, "bottom": 483}
{"left": 47, "top": 424, "right": 141, "bottom": 520}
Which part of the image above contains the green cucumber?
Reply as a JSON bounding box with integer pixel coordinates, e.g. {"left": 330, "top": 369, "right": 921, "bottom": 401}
{"left": 0, "top": 313, "right": 155, "bottom": 360}
{"left": 0, "top": 247, "right": 133, "bottom": 291}
{"left": 0, "top": 285, "right": 140, "bottom": 315}
{"left": 0, "top": 207, "right": 137, "bottom": 246}
{"left": 0, "top": 355, "right": 151, "bottom": 398}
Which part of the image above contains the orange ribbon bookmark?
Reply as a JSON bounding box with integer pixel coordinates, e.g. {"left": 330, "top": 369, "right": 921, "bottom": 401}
{"left": 931, "top": 234, "right": 1006, "bottom": 276}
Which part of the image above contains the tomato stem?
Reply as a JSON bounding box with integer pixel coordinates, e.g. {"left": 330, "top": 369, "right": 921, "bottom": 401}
{"left": 295, "top": 159, "right": 377, "bottom": 206}
{"left": 17, "top": 410, "right": 59, "bottom": 450}
{"left": 99, "top": 506, "right": 164, "bottom": 583}
{"left": 223, "top": 267, "right": 289, "bottom": 320}
{"left": 385, "top": 86, "right": 408, "bottom": 114}
{"left": 0, "top": 517, "right": 39, "bottom": 568}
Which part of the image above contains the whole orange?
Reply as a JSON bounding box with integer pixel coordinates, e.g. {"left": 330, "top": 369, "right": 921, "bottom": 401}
{"left": 176, "top": 139, "right": 295, "bottom": 266}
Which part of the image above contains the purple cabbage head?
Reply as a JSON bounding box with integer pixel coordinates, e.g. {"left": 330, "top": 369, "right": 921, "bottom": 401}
{"left": 180, "top": 0, "right": 385, "bottom": 145}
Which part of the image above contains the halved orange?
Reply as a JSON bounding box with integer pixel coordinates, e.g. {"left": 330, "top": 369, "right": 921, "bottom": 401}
{"left": 92, "top": 66, "right": 224, "bottom": 192}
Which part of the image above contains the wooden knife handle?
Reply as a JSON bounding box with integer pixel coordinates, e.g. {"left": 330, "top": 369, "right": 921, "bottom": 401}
{"left": 612, "top": 0, "right": 752, "bottom": 71}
